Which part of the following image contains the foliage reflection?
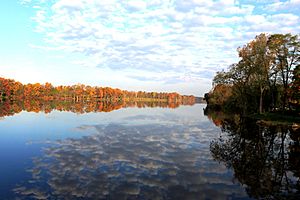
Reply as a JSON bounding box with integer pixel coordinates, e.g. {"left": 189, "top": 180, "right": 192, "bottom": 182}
{"left": 206, "top": 108, "right": 300, "bottom": 199}
{"left": 0, "top": 99, "right": 195, "bottom": 118}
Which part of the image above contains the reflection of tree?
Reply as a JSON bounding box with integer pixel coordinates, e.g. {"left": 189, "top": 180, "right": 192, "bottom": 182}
{"left": 0, "top": 99, "right": 195, "bottom": 118}
{"left": 210, "top": 114, "right": 300, "bottom": 199}
{"left": 203, "top": 106, "right": 241, "bottom": 128}
{"left": 13, "top": 124, "right": 249, "bottom": 199}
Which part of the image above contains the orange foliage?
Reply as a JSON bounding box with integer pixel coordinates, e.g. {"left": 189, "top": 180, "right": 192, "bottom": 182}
{"left": 0, "top": 77, "right": 196, "bottom": 117}
{"left": 0, "top": 77, "right": 195, "bottom": 104}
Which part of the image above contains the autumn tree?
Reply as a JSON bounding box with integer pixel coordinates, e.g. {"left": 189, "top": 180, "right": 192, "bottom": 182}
{"left": 290, "top": 65, "right": 300, "bottom": 111}
{"left": 237, "top": 34, "right": 273, "bottom": 113}
{"left": 268, "top": 34, "right": 300, "bottom": 111}
{"left": 209, "top": 33, "right": 300, "bottom": 115}
{"left": 0, "top": 77, "right": 195, "bottom": 106}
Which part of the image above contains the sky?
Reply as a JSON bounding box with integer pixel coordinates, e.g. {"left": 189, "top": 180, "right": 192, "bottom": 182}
{"left": 0, "top": 0, "right": 299, "bottom": 96}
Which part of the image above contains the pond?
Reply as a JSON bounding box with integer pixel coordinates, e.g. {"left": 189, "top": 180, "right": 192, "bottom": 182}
{"left": 0, "top": 102, "right": 299, "bottom": 199}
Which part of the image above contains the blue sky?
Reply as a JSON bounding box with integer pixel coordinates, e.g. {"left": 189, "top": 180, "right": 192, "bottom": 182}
{"left": 0, "top": 0, "right": 300, "bottom": 96}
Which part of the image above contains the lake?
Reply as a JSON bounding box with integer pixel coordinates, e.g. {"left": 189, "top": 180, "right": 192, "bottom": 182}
{"left": 0, "top": 102, "right": 299, "bottom": 199}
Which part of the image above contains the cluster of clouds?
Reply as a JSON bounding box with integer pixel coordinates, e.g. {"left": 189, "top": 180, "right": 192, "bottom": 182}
{"left": 20, "top": 0, "right": 300, "bottom": 95}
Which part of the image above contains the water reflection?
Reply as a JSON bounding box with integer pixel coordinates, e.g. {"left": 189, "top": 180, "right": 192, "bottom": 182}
{"left": 0, "top": 99, "right": 194, "bottom": 118}
{"left": 206, "top": 109, "right": 300, "bottom": 199}
{"left": 13, "top": 108, "right": 249, "bottom": 199}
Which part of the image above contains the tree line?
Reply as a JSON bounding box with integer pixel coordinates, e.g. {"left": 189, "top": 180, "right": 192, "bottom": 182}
{"left": 205, "top": 33, "right": 300, "bottom": 115}
{"left": 0, "top": 77, "right": 195, "bottom": 104}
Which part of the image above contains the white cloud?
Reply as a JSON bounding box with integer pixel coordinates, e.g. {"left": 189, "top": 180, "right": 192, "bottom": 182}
{"left": 245, "top": 14, "right": 266, "bottom": 24}
{"left": 266, "top": 0, "right": 300, "bottom": 12}
{"left": 52, "top": 0, "right": 84, "bottom": 11}
{"left": 16, "top": 0, "right": 300, "bottom": 96}
{"left": 271, "top": 13, "right": 299, "bottom": 25}
{"left": 20, "top": 0, "right": 32, "bottom": 4}
{"left": 124, "top": 0, "right": 147, "bottom": 11}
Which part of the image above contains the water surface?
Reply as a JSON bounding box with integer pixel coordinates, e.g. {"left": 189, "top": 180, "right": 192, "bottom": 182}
{"left": 1, "top": 103, "right": 299, "bottom": 199}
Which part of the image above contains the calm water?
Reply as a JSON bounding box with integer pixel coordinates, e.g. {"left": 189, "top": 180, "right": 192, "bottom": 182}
{"left": 0, "top": 103, "right": 299, "bottom": 199}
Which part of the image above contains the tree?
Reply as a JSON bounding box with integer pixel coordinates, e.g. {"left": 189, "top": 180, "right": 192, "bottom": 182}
{"left": 290, "top": 65, "right": 300, "bottom": 111}
{"left": 237, "top": 34, "right": 273, "bottom": 113}
{"left": 207, "top": 84, "right": 232, "bottom": 107}
{"left": 268, "top": 34, "right": 300, "bottom": 111}
{"left": 209, "top": 33, "right": 300, "bottom": 115}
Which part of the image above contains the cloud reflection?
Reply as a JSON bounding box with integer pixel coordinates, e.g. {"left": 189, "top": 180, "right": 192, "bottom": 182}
{"left": 14, "top": 122, "right": 248, "bottom": 199}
